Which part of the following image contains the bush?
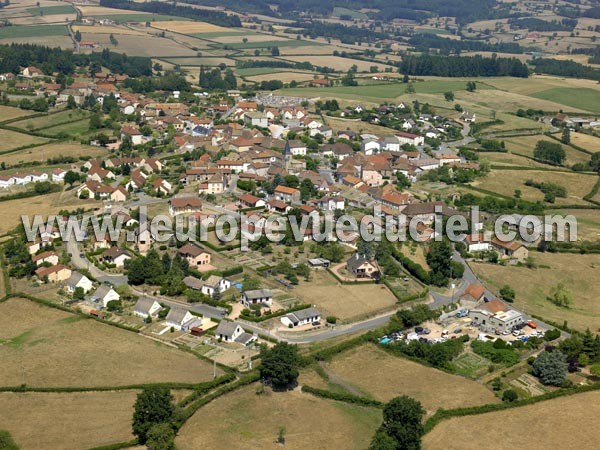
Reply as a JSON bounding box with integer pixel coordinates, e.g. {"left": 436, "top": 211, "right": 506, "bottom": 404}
{"left": 502, "top": 389, "right": 518, "bottom": 402}
{"left": 326, "top": 316, "right": 337, "bottom": 324}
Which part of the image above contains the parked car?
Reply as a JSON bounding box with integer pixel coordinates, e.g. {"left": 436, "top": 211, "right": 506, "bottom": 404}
{"left": 415, "top": 326, "right": 424, "bottom": 334}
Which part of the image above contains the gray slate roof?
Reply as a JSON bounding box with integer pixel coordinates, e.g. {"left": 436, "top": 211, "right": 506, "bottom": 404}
{"left": 134, "top": 297, "right": 160, "bottom": 314}
{"left": 243, "top": 289, "right": 272, "bottom": 300}
{"left": 215, "top": 320, "right": 242, "bottom": 338}
{"left": 288, "top": 307, "right": 321, "bottom": 323}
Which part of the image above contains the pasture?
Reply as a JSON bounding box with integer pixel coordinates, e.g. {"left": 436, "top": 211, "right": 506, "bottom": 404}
{"left": 176, "top": 383, "right": 381, "bottom": 450}
{"left": 151, "top": 20, "right": 231, "bottom": 34}
{"left": 83, "top": 33, "right": 197, "bottom": 57}
{"left": 283, "top": 55, "right": 388, "bottom": 72}
{"left": 502, "top": 134, "right": 591, "bottom": 166}
{"left": 0, "top": 391, "right": 136, "bottom": 450}
{"left": 0, "top": 105, "right": 35, "bottom": 122}
{"left": 471, "top": 251, "right": 600, "bottom": 332}
{"left": 531, "top": 88, "right": 600, "bottom": 114}
{"left": 472, "top": 169, "right": 597, "bottom": 206}
{"left": 0, "top": 129, "right": 48, "bottom": 152}
{"left": 323, "top": 344, "right": 499, "bottom": 415}
{"left": 0, "top": 298, "right": 219, "bottom": 387}
{"left": 569, "top": 132, "right": 600, "bottom": 153}
{"left": 423, "top": 390, "right": 600, "bottom": 450}
{"left": 293, "top": 270, "right": 397, "bottom": 321}
{"left": 10, "top": 109, "right": 89, "bottom": 131}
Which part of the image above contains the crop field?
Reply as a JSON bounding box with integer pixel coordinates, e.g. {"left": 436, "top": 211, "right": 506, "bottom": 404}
{"left": 85, "top": 33, "right": 196, "bottom": 57}
{"left": 479, "top": 152, "right": 553, "bottom": 169}
{"left": 423, "top": 390, "right": 600, "bottom": 450}
{"left": 323, "top": 344, "right": 499, "bottom": 415}
{"left": 0, "top": 142, "right": 106, "bottom": 166}
{"left": 502, "top": 134, "right": 591, "bottom": 166}
{"left": 471, "top": 251, "right": 600, "bottom": 332}
{"left": 0, "top": 24, "right": 68, "bottom": 39}
{"left": 176, "top": 383, "right": 381, "bottom": 450}
{"left": 0, "top": 129, "right": 48, "bottom": 152}
{"left": 293, "top": 270, "right": 397, "bottom": 321}
{"left": 279, "top": 45, "right": 345, "bottom": 55}
{"left": 0, "top": 298, "right": 219, "bottom": 387}
{"left": 531, "top": 88, "right": 600, "bottom": 114}
{"left": 0, "top": 391, "right": 136, "bottom": 450}
{"left": 472, "top": 169, "right": 597, "bottom": 205}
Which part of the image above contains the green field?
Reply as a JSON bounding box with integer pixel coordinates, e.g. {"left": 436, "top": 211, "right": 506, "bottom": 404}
{"left": 531, "top": 88, "right": 600, "bottom": 113}
{"left": 211, "top": 39, "right": 321, "bottom": 49}
{"left": 236, "top": 67, "right": 290, "bottom": 76}
{"left": 332, "top": 7, "right": 368, "bottom": 19}
{"left": 281, "top": 79, "right": 494, "bottom": 101}
{"left": 194, "top": 31, "right": 254, "bottom": 39}
{"left": 163, "top": 57, "right": 235, "bottom": 66}
{"left": 11, "top": 110, "right": 89, "bottom": 132}
{"left": 26, "top": 5, "right": 75, "bottom": 16}
{"left": 95, "top": 13, "right": 187, "bottom": 23}
{"left": 0, "top": 25, "right": 68, "bottom": 39}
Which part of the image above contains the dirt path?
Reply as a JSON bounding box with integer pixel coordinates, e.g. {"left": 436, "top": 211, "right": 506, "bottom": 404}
{"left": 318, "top": 362, "right": 363, "bottom": 397}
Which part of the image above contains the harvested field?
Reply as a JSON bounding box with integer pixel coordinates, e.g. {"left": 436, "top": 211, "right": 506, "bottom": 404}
{"left": 0, "top": 105, "right": 35, "bottom": 122}
{"left": 0, "top": 391, "right": 136, "bottom": 450}
{"left": 151, "top": 20, "right": 230, "bottom": 34}
{"left": 82, "top": 33, "right": 196, "bottom": 57}
{"left": 569, "top": 132, "right": 600, "bottom": 153}
{"left": 0, "top": 129, "right": 48, "bottom": 152}
{"left": 471, "top": 251, "right": 600, "bottom": 332}
{"left": 279, "top": 44, "right": 344, "bottom": 55}
{"left": 283, "top": 55, "right": 388, "bottom": 72}
{"left": 10, "top": 109, "right": 88, "bottom": 131}
{"left": 163, "top": 56, "right": 236, "bottom": 66}
{"left": 0, "top": 298, "right": 220, "bottom": 387}
{"left": 176, "top": 383, "right": 381, "bottom": 450}
{"left": 293, "top": 270, "right": 397, "bottom": 321}
{"left": 324, "top": 344, "right": 499, "bottom": 415}
{"left": 71, "top": 24, "right": 146, "bottom": 35}
{"left": 423, "top": 390, "right": 600, "bottom": 450}
{"left": 0, "top": 142, "right": 106, "bottom": 166}
{"left": 246, "top": 71, "right": 317, "bottom": 83}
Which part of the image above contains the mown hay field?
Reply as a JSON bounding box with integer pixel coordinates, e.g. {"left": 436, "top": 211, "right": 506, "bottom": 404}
{"left": 0, "top": 391, "right": 136, "bottom": 450}
{"left": 423, "top": 390, "right": 600, "bottom": 450}
{"left": 0, "top": 142, "right": 106, "bottom": 166}
{"left": 323, "top": 344, "right": 499, "bottom": 415}
{"left": 0, "top": 298, "right": 219, "bottom": 387}
{"left": 176, "top": 383, "right": 382, "bottom": 450}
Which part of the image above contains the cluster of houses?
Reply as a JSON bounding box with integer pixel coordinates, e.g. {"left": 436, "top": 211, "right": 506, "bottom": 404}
{"left": 0, "top": 168, "right": 67, "bottom": 188}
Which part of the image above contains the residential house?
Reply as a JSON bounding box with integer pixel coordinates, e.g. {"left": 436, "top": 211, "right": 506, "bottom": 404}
{"left": 169, "top": 197, "right": 202, "bottom": 216}
{"left": 102, "top": 246, "right": 131, "bottom": 267}
{"left": 201, "top": 276, "right": 231, "bottom": 298}
{"left": 244, "top": 111, "right": 268, "bottom": 128}
{"left": 52, "top": 168, "right": 67, "bottom": 183}
{"left": 241, "top": 289, "right": 273, "bottom": 308}
{"left": 32, "top": 250, "right": 59, "bottom": 267}
{"left": 214, "top": 320, "right": 244, "bottom": 342}
{"left": 491, "top": 238, "right": 529, "bottom": 262}
{"left": 285, "top": 140, "right": 307, "bottom": 156}
{"left": 395, "top": 131, "right": 424, "bottom": 147}
{"left": 178, "top": 243, "right": 211, "bottom": 267}
{"left": 90, "top": 285, "right": 120, "bottom": 308}
{"left": 35, "top": 264, "right": 72, "bottom": 283}
{"left": 280, "top": 307, "right": 321, "bottom": 328}
{"left": 346, "top": 254, "right": 381, "bottom": 279}
{"left": 273, "top": 185, "right": 301, "bottom": 204}
{"left": 66, "top": 272, "right": 94, "bottom": 294}
{"left": 165, "top": 308, "right": 196, "bottom": 331}
{"left": 239, "top": 193, "right": 266, "bottom": 209}
{"left": 120, "top": 126, "right": 143, "bottom": 146}
{"left": 134, "top": 297, "right": 163, "bottom": 319}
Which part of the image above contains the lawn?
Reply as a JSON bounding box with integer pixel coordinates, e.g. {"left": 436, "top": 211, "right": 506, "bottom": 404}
{"left": 472, "top": 169, "right": 597, "bottom": 206}
{"left": 0, "top": 24, "right": 68, "bottom": 39}
{"left": 323, "top": 344, "right": 499, "bottom": 415}
{"left": 423, "top": 390, "right": 600, "bottom": 450}
{"left": 176, "top": 383, "right": 382, "bottom": 450}
{"left": 293, "top": 270, "right": 398, "bottom": 321}
{"left": 531, "top": 87, "right": 600, "bottom": 114}
{"left": 0, "top": 298, "right": 219, "bottom": 387}
{"left": 0, "top": 129, "right": 48, "bottom": 153}
{"left": 0, "top": 142, "right": 106, "bottom": 166}
{"left": 471, "top": 251, "right": 600, "bottom": 331}
{"left": 0, "top": 391, "right": 136, "bottom": 450}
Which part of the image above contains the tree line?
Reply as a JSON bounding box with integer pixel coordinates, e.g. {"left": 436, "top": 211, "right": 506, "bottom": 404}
{"left": 399, "top": 54, "right": 529, "bottom": 78}
{"left": 99, "top": 0, "right": 242, "bottom": 27}
{"left": 408, "top": 33, "right": 523, "bottom": 55}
